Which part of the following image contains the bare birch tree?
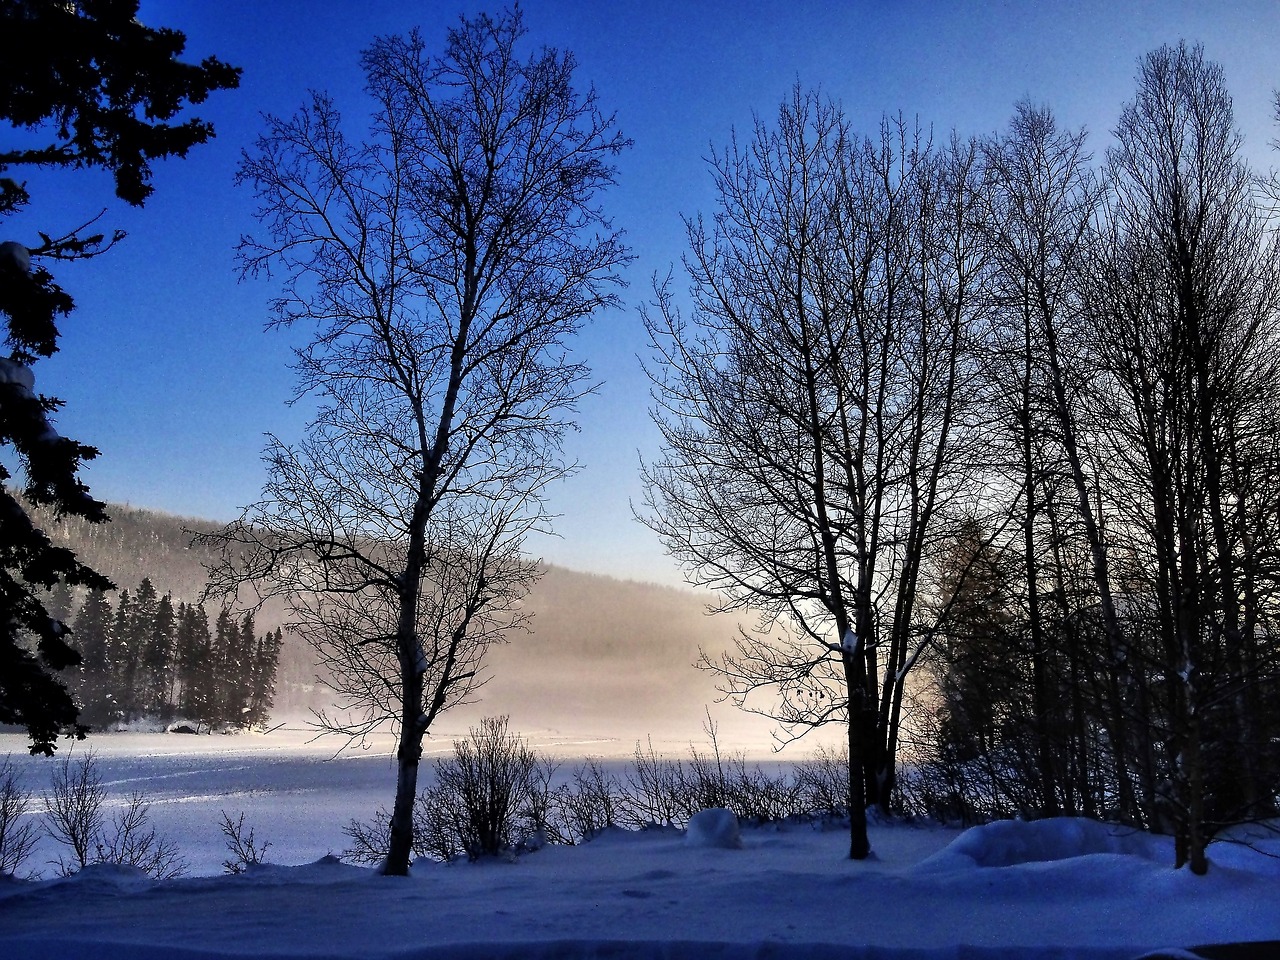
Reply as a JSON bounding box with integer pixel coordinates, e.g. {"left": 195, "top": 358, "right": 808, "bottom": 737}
{"left": 201, "top": 10, "right": 629, "bottom": 876}
{"left": 641, "top": 89, "right": 983, "bottom": 859}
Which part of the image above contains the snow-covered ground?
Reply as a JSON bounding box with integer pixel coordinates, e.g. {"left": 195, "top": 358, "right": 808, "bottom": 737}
{"left": 1, "top": 729, "right": 1278, "bottom": 960}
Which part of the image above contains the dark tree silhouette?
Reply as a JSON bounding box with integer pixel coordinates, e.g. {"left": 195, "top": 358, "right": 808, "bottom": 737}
{"left": 641, "top": 89, "right": 986, "bottom": 859}
{"left": 0, "top": 0, "right": 239, "bottom": 754}
{"left": 202, "top": 8, "right": 629, "bottom": 875}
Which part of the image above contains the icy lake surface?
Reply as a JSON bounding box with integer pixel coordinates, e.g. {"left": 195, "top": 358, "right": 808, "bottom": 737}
{"left": 1, "top": 726, "right": 633, "bottom": 875}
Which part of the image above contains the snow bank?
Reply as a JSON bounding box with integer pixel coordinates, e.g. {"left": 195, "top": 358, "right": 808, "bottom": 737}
{"left": 685, "top": 807, "right": 743, "bottom": 849}
{"left": 916, "top": 817, "right": 1170, "bottom": 872}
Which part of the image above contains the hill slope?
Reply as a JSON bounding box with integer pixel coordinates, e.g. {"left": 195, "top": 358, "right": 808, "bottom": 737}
{"left": 42, "top": 503, "right": 777, "bottom": 751}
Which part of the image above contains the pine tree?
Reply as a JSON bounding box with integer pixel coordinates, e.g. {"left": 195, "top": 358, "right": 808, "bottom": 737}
{"left": 119, "top": 577, "right": 159, "bottom": 720}
{"left": 173, "top": 602, "right": 190, "bottom": 715}
{"left": 0, "top": 0, "right": 239, "bottom": 754}
{"left": 71, "top": 589, "right": 112, "bottom": 727}
{"left": 104, "top": 588, "right": 132, "bottom": 725}
{"left": 174, "top": 602, "right": 201, "bottom": 720}
{"left": 247, "top": 626, "right": 282, "bottom": 728}
{"left": 932, "top": 520, "right": 1020, "bottom": 762}
{"left": 185, "top": 603, "right": 214, "bottom": 723}
{"left": 224, "top": 612, "right": 256, "bottom": 725}
{"left": 210, "top": 606, "right": 237, "bottom": 726}
{"left": 45, "top": 582, "right": 74, "bottom": 624}
{"left": 142, "top": 592, "right": 176, "bottom": 719}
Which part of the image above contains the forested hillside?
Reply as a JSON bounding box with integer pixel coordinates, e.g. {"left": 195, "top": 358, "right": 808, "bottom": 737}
{"left": 38, "top": 503, "right": 749, "bottom": 745}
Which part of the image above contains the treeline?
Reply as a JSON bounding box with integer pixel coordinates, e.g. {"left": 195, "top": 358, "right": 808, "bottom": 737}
{"left": 53, "top": 578, "right": 281, "bottom": 730}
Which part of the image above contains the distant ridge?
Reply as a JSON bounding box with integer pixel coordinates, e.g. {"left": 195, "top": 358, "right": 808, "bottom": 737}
{"left": 41, "top": 501, "right": 774, "bottom": 751}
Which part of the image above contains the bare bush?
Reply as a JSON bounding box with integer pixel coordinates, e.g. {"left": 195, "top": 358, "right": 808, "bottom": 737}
{"left": 341, "top": 808, "right": 394, "bottom": 867}
{"left": 96, "top": 793, "right": 186, "bottom": 879}
{"left": 0, "top": 756, "right": 39, "bottom": 877}
{"left": 44, "top": 751, "right": 105, "bottom": 875}
{"left": 219, "top": 811, "right": 272, "bottom": 874}
{"left": 794, "top": 743, "right": 851, "bottom": 817}
{"left": 343, "top": 720, "right": 906, "bottom": 867}
{"left": 624, "top": 738, "right": 691, "bottom": 828}
{"left": 547, "top": 760, "right": 624, "bottom": 844}
{"left": 521, "top": 757, "right": 562, "bottom": 846}
{"left": 434, "top": 717, "right": 539, "bottom": 860}
{"left": 667, "top": 715, "right": 806, "bottom": 826}
{"left": 44, "top": 751, "right": 184, "bottom": 878}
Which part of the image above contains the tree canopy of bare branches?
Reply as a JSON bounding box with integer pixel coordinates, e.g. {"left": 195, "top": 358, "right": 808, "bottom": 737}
{"left": 201, "top": 9, "right": 629, "bottom": 876}
{"left": 641, "top": 88, "right": 986, "bottom": 859}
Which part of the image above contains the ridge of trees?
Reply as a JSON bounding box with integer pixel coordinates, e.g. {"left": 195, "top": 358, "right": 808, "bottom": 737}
{"left": 28, "top": 498, "right": 738, "bottom": 735}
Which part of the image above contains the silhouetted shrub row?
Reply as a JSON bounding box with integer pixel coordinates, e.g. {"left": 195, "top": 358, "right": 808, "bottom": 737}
{"left": 343, "top": 716, "right": 855, "bottom": 864}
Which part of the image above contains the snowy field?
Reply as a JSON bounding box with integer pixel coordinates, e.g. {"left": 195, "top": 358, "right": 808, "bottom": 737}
{"left": 2, "top": 729, "right": 1279, "bottom": 960}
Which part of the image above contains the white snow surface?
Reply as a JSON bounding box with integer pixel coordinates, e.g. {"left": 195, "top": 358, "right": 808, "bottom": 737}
{"left": 2, "top": 730, "right": 1279, "bottom": 960}
{"left": 685, "top": 807, "right": 743, "bottom": 849}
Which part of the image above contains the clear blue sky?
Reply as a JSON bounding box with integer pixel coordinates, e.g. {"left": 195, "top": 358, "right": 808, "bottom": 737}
{"left": 11, "top": 1, "right": 1280, "bottom": 586}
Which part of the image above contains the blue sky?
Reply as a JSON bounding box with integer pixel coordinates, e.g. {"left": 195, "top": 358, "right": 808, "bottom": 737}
{"left": 12, "top": 1, "right": 1280, "bottom": 586}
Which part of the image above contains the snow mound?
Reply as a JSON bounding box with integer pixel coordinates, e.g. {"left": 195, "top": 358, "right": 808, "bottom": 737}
{"left": 685, "top": 808, "right": 743, "bottom": 849}
{"left": 916, "top": 817, "right": 1169, "bottom": 872}
{"left": 54, "top": 863, "right": 156, "bottom": 894}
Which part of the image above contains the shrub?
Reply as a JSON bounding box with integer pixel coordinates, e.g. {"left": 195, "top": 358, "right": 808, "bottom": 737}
{"left": 794, "top": 742, "right": 850, "bottom": 817}
{"left": 418, "top": 716, "right": 540, "bottom": 861}
{"left": 547, "top": 759, "right": 623, "bottom": 843}
{"left": 44, "top": 752, "right": 106, "bottom": 875}
{"left": 623, "top": 737, "right": 692, "bottom": 827}
{"left": 0, "top": 756, "right": 39, "bottom": 877}
{"left": 219, "top": 811, "right": 272, "bottom": 874}
{"left": 96, "top": 793, "right": 186, "bottom": 879}
{"left": 44, "top": 751, "right": 185, "bottom": 878}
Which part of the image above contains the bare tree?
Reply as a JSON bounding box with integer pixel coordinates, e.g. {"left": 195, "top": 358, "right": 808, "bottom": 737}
{"left": 202, "top": 10, "right": 629, "bottom": 876}
{"left": 43, "top": 751, "right": 184, "bottom": 878}
{"left": 44, "top": 750, "right": 105, "bottom": 875}
{"left": 975, "top": 102, "right": 1135, "bottom": 820}
{"left": 1086, "top": 42, "right": 1280, "bottom": 873}
{"left": 641, "top": 88, "right": 984, "bottom": 859}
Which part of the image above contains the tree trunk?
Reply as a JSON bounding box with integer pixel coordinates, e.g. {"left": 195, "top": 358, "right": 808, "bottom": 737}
{"left": 845, "top": 681, "right": 871, "bottom": 860}
{"left": 385, "top": 733, "right": 422, "bottom": 875}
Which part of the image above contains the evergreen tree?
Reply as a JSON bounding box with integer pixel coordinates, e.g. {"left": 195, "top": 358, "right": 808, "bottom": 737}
{"left": 45, "top": 582, "right": 74, "bottom": 624}
{"left": 246, "top": 623, "right": 281, "bottom": 728}
{"left": 224, "top": 612, "right": 256, "bottom": 724}
{"left": 142, "top": 591, "right": 176, "bottom": 719}
{"left": 211, "top": 606, "right": 237, "bottom": 725}
{"left": 71, "top": 589, "right": 112, "bottom": 727}
{"left": 105, "top": 587, "right": 132, "bottom": 725}
{"left": 931, "top": 521, "right": 1020, "bottom": 763}
{"left": 181, "top": 603, "right": 213, "bottom": 723}
{"left": 119, "top": 577, "right": 158, "bottom": 719}
{"left": 0, "top": 0, "right": 239, "bottom": 755}
{"left": 173, "top": 602, "right": 196, "bottom": 719}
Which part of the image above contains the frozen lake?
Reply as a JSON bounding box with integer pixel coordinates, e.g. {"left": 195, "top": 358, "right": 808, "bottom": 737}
{"left": 1, "top": 726, "right": 639, "bottom": 876}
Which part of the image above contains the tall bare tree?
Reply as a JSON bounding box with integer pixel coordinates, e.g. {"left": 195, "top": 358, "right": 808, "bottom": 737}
{"left": 641, "top": 89, "right": 983, "bottom": 859}
{"left": 1087, "top": 42, "right": 1280, "bottom": 872}
{"left": 202, "top": 9, "right": 629, "bottom": 876}
{"left": 976, "top": 102, "right": 1126, "bottom": 819}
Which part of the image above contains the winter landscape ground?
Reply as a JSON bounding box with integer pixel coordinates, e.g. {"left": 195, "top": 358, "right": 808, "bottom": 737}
{"left": 1, "top": 729, "right": 1278, "bottom": 960}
